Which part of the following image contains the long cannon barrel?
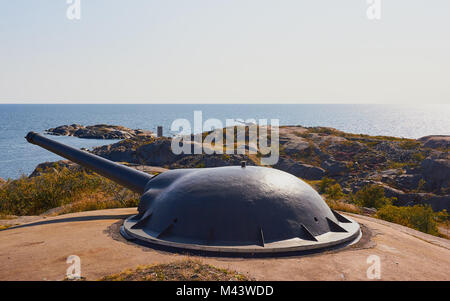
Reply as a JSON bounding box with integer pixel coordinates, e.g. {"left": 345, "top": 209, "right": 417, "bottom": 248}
{"left": 25, "top": 132, "right": 153, "bottom": 194}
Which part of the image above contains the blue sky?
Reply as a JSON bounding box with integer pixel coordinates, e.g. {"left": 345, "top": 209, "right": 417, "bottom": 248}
{"left": 0, "top": 0, "right": 449, "bottom": 103}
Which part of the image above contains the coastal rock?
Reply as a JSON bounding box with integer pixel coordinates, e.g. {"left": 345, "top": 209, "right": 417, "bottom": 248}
{"left": 278, "top": 127, "right": 330, "bottom": 160}
{"left": 374, "top": 141, "right": 414, "bottom": 163}
{"left": 362, "top": 207, "right": 378, "bottom": 215}
{"left": 321, "top": 138, "right": 366, "bottom": 162}
{"left": 29, "top": 160, "right": 81, "bottom": 177}
{"left": 46, "top": 124, "right": 154, "bottom": 140}
{"left": 93, "top": 136, "right": 253, "bottom": 169}
{"left": 274, "top": 158, "right": 325, "bottom": 180}
{"left": 394, "top": 174, "right": 423, "bottom": 191}
{"left": 93, "top": 143, "right": 137, "bottom": 163}
{"left": 380, "top": 169, "right": 402, "bottom": 180}
{"left": 321, "top": 160, "right": 348, "bottom": 176}
{"left": 420, "top": 158, "right": 450, "bottom": 192}
{"left": 136, "top": 138, "right": 183, "bottom": 166}
{"left": 0, "top": 177, "right": 6, "bottom": 186}
{"left": 418, "top": 135, "right": 450, "bottom": 149}
{"left": 281, "top": 137, "right": 311, "bottom": 156}
{"left": 380, "top": 184, "right": 450, "bottom": 211}
{"left": 394, "top": 193, "right": 450, "bottom": 212}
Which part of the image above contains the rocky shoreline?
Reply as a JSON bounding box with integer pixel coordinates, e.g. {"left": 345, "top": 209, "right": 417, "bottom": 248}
{"left": 46, "top": 124, "right": 154, "bottom": 139}
{"left": 31, "top": 125, "right": 450, "bottom": 211}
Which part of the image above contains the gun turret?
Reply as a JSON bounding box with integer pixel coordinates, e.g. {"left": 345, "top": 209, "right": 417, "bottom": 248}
{"left": 25, "top": 131, "right": 360, "bottom": 254}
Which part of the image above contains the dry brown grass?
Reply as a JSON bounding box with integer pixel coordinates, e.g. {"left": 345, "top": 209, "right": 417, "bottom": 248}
{"left": 56, "top": 192, "right": 138, "bottom": 215}
{"left": 100, "top": 259, "right": 250, "bottom": 281}
{"left": 325, "top": 199, "right": 363, "bottom": 215}
{"left": 438, "top": 221, "right": 450, "bottom": 239}
{"left": 0, "top": 165, "right": 140, "bottom": 216}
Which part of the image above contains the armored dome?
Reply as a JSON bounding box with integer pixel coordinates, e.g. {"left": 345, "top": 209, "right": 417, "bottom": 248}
{"left": 122, "top": 166, "right": 360, "bottom": 253}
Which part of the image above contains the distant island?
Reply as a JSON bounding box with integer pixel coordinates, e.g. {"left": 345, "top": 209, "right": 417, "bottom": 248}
{"left": 46, "top": 124, "right": 154, "bottom": 140}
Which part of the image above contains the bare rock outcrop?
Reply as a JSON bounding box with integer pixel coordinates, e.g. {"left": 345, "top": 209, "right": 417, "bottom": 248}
{"left": 274, "top": 158, "right": 325, "bottom": 180}
{"left": 29, "top": 160, "right": 81, "bottom": 177}
{"left": 418, "top": 135, "right": 450, "bottom": 149}
{"left": 420, "top": 157, "right": 450, "bottom": 192}
{"left": 46, "top": 124, "right": 154, "bottom": 140}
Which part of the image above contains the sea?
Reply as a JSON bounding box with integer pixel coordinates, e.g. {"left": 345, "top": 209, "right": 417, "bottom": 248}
{"left": 0, "top": 104, "right": 449, "bottom": 180}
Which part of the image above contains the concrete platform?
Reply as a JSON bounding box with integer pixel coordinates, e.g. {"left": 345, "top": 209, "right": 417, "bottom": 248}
{"left": 0, "top": 208, "right": 449, "bottom": 281}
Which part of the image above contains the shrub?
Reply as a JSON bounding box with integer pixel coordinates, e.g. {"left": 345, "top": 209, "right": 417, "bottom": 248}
{"left": 436, "top": 209, "right": 449, "bottom": 223}
{"left": 353, "top": 185, "right": 393, "bottom": 209}
{"left": 412, "top": 152, "right": 426, "bottom": 162}
{"left": 416, "top": 178, "right": 426, "bottom": 192}
{"left": 326, "top": 183, "right": 344, "bottom": 200}
{"left": 318, "top": 177, "right": 335, "bottom": 194}
{"left": 318, "top": 177, "right": 345, "bottom": 200}
{"left": 376, "top": 204, "right": 441, "bottom": 236}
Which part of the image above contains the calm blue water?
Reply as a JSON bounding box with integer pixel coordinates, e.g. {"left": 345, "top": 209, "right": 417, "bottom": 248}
{"left": 0, "top": 104, "right": 449, "bottom": 179}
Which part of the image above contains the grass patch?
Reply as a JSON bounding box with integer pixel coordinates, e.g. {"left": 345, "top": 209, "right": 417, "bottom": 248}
{"left": 325, "top": 199, "right": 362, "bottom": 215}
{"left": 100, "top": 259, "right": 250, "bottom": 281}
{"left": 0, "top": 214, "right": 15, "bottom": 220}
{"left": 399, "top": 140, "right": 421, "bottom": 150}
{"left": 0, "top": 164, "right": 139, "bottom": 216}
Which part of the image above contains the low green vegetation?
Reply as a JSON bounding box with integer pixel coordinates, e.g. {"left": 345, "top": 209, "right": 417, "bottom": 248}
{"left": 416, "top": 178, "right": 426, "bottom": 192}
{"left": 412, "top": 152, "right": 426, "bottom": 162}
{"left": 316, "top": 177, "right": 362, "bottom": 214}
{"left": 351, "top": 185, "right": 448, "bottom": 236}
{"left": 399, "top": 140, "right": 421, "bottom": 150}
{"left": 352, "top": 184, "right": 393, "bottom": 209}
{"left": 386, "top": 160, "right": 409, "bottom": 170}
{"left": 318, "top": 177, "right": 344, "bottom": 200}
{"left": 0, "top": 164, "right": 139, "bottom": 216}
{"left": 318, "top": 177, "right": 335, "bottom": 194}
{"left": 316, "top": 178, "right": 448, "bottom": 237}
{"left": 195, "top": 162, "right": 206, "bottom": 168}
{"left": 325, "top": 183, "right": 344, "bottom": 200}
{"left": 376, "top": 205, "right": 447, "bottom": 236}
